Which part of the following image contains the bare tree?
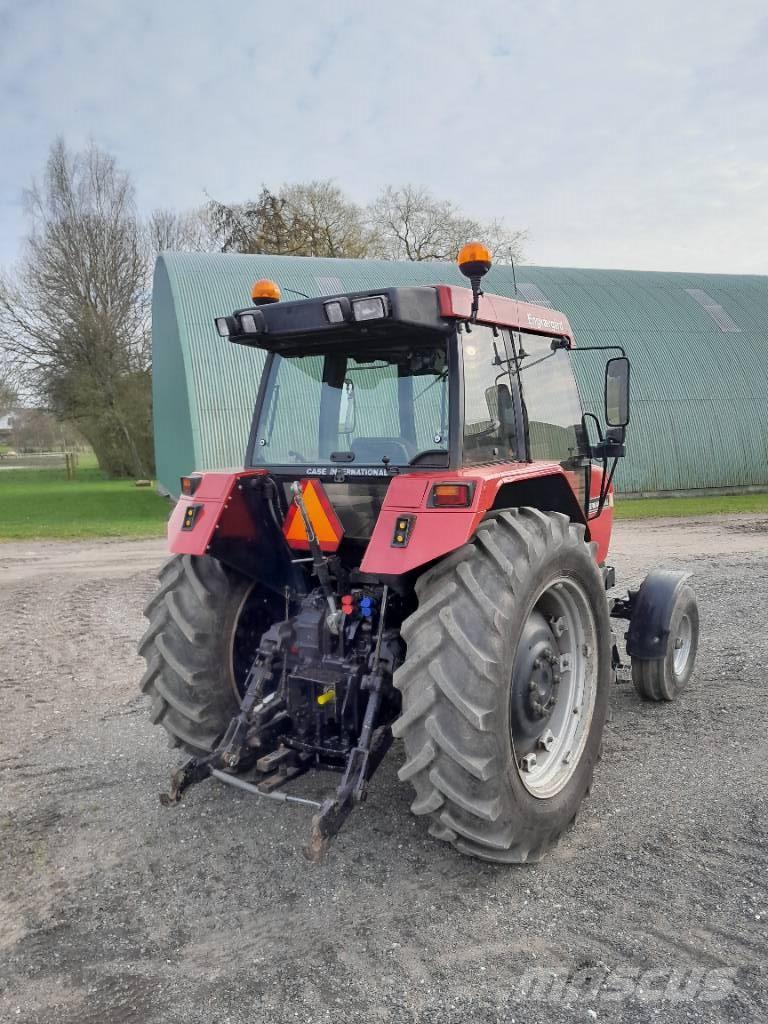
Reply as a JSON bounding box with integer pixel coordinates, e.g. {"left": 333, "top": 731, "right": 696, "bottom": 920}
{"left": 6, "top": 407, "right": 84, "bottom": 451}
{"left": 205, "top": 180, "right": 525, "bottom": 265}
{"left": 367, "top": 184, "right": 526, "bottom": 263}
{"left": 0, "top": 139, "right": 153, "bottom": 477}
{"left": 147, "top": 205, "right": 218, "bottom": 254}
{"left": 207, "top": 188, "right": 273, "bottom": 254}
{"left": 0, "top": 345, "right": 18, "bottom": 410}
{"left": 207, "top": 181, "right": 370, "bottom": 258}
{"left": 279, "top": 182, "right": 370, "bottom": 258}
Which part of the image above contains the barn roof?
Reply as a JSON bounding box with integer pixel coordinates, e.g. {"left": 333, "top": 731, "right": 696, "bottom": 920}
{"left": 152, "top": 252, "right": 768, "bottom": 497}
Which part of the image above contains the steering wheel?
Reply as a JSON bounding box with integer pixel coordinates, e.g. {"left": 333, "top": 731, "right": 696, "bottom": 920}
{"left": 464, "top": 425, "right": 499, "bottom": 446}
{"left": 409, "top": 449, "right": 449, "bottom": 465}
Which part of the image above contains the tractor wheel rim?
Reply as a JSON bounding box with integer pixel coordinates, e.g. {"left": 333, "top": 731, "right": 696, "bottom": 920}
{"left": 510, "top": 575, "right": 599, "bottom": 799}
{"left": 673, "top": 613, "right": 692, "bottom": 677}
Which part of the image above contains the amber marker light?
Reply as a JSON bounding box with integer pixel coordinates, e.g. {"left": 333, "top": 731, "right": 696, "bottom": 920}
{"left": 457, "top": 241, "right": 492, "bottom": 279}
{"left": 180, "top": 475, "right": 201, "bottom": 497}
{"left": 250, "top": 278, "right": 282, "bottom": 305}
{"left": 457, "top": 242, "right": 492, "bottom": 321}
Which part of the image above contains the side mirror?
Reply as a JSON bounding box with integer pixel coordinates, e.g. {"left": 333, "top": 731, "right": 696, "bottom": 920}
{"left": 605, "top": 357, "right": 630, "bottom": 428}
{"left": 338, "top": 379, "right": 356, "bottom": 435}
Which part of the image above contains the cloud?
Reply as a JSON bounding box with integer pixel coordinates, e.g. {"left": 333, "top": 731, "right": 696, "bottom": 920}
{"left": 0, "top": 0, "right": 766, "bottom": 273}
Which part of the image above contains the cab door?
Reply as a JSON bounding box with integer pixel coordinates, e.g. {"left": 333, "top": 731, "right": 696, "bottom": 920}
{"left": 460, "top": 324, "right": 526, "bottom": 466}
{"left": 512, "top": 330, "right": 591, "bottom": 512}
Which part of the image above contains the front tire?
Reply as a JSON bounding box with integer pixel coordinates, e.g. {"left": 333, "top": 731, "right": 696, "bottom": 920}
{"left": 392, "top": 509, "right": 612, "bottom": 863}
{"left": 632, "top": 585, "right": 699, "bottom": 701}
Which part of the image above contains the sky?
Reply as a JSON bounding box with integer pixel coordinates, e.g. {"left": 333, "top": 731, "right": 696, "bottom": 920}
{"left": 0, "top": 0, "right": 767, "bottom": 274}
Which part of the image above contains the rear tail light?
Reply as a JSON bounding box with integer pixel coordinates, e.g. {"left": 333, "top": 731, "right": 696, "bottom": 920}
{"left": 180, "top": 475, "right": 201, "bottom": 497}
{"left": 430, "top": 483, "right": 473, "bottom": 508}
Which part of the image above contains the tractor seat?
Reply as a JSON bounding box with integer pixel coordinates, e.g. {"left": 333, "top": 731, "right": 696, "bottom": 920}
{"left": 350, "top": 437, "right": 412, "bottom": 465}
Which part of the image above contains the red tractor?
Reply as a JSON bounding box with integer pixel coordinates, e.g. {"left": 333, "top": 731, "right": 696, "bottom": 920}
{"left": 139, "top": 243, "right": 699, "bottom": 862}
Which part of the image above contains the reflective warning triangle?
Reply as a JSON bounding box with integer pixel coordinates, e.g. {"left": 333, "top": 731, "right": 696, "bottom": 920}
{"left": 282, "top": 478, "right": 344, "bottom": 553}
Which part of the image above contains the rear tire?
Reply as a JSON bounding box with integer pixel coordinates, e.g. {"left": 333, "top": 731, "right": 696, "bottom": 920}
{"left": 138, "top": 554, "right": 276, "bottom": 755}
{"left": 393, "top": 509, "right": 612, "bottom": 863}
{"left": 632, "top": 585, "right": 699, "bottom": 701}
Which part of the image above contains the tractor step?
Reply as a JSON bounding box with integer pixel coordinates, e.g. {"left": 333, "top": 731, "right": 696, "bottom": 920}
{"left": 256, "top": 745, "right": 300, "bottom": 774}
{"left": 258, "top": 763, "right": 308, "bottom": 793}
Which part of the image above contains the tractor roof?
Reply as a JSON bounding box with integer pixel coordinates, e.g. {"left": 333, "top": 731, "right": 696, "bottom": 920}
{"left": 436, "top": 285, "right": 574, "bottom": 344}
{"left": 220, "top": 285, "right": 574, "bottom": 353}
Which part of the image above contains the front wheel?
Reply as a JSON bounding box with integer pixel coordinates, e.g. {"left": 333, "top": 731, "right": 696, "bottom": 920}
{"left": 393, "top": 508, "right": 612, "bottom": 863}
{"left": 632, "top": 585, "right": 699, "bottom": 701}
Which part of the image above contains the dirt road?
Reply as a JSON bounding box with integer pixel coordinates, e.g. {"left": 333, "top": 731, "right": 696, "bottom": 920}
{"left": 1, "top": 516, "right": 767, "bottom": 1023}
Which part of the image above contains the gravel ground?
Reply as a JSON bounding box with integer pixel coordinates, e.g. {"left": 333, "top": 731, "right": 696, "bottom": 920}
{"left": 1, "top": 517, "right": 767, "bottom": 1024}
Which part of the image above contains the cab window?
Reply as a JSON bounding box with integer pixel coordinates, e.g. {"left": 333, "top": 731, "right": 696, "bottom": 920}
{"left": 517, "top": 332, "right": 586, "bottom": 466}
{"left": 462, "top": 324, "right": 520, "bottom": 465}
{"left": 251, "top": 345, "right": 449, "bottom": 468}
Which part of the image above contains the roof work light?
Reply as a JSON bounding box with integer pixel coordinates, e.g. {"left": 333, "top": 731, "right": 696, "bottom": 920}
{"left": 214, "top": 315, "right": 236, "bottom": 337}
{"left": 324, "top": 297, "right": 352, "bottom": 323}
{"left": 351, "top": 295, "right": 389, "bottom": 322}
{"left": 240, "top": 310, "right": 267, "bottom": 334}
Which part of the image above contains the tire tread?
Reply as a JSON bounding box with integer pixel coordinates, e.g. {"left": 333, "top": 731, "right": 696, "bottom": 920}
{"left": 393, "top": 507, "right": 609, "bottom": 863}
{"left": 138, "top": 554, "right": 247, "bottom": 755}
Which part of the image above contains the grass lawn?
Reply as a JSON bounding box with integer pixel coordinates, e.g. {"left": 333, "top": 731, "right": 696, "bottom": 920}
{"left": 615, "top": 491, "right": 768, "bottom": 519}
{"left": 1, "top": 461, "right": 766, "bottom": 540}
{"left": 0, "top": 466, "right": 170, "bottom": 540}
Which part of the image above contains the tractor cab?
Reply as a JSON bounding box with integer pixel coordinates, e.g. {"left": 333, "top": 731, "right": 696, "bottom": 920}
{"left": 219, "top": 274, "right": 585, "bottom": 476}
{"left": 211, "top": 247, "right": 629, "bottom": 559}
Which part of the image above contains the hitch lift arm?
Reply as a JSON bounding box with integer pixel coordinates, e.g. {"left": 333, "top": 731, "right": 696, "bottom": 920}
{"left": 159, "top": 586, "right": 394, "bottom": 862}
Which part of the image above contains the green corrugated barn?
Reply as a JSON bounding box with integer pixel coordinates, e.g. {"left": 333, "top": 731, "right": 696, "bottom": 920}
{"left": 152, "top": 253, "right": 768, "bottom": 498}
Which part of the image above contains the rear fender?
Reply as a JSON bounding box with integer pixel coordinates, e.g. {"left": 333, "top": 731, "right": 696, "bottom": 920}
{"left": 167, "top": 471, "right": 264, "bottom": 556}
{"left": 490, "top": 474, "right": 585, "bottom": 526}
{"left": 360, "top": 464, "right": 594, "bottom": 576}
{"left": 168, "top": 470, "right": 298, "bottom": 590}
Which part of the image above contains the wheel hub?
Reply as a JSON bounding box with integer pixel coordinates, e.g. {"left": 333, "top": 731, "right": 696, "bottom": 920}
{"left": 673, "top": 613, "right": 692, "bottom": 676}
{"left": 509, "top": 576, "right": 600, "bottom": 800}
{"left": 511, "top": 611, "right": 561, "bottom": 749}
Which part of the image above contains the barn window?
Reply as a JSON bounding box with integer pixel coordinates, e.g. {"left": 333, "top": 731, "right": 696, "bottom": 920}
{"left": 685, "top": 288, "right": 741, "bottom": 333}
